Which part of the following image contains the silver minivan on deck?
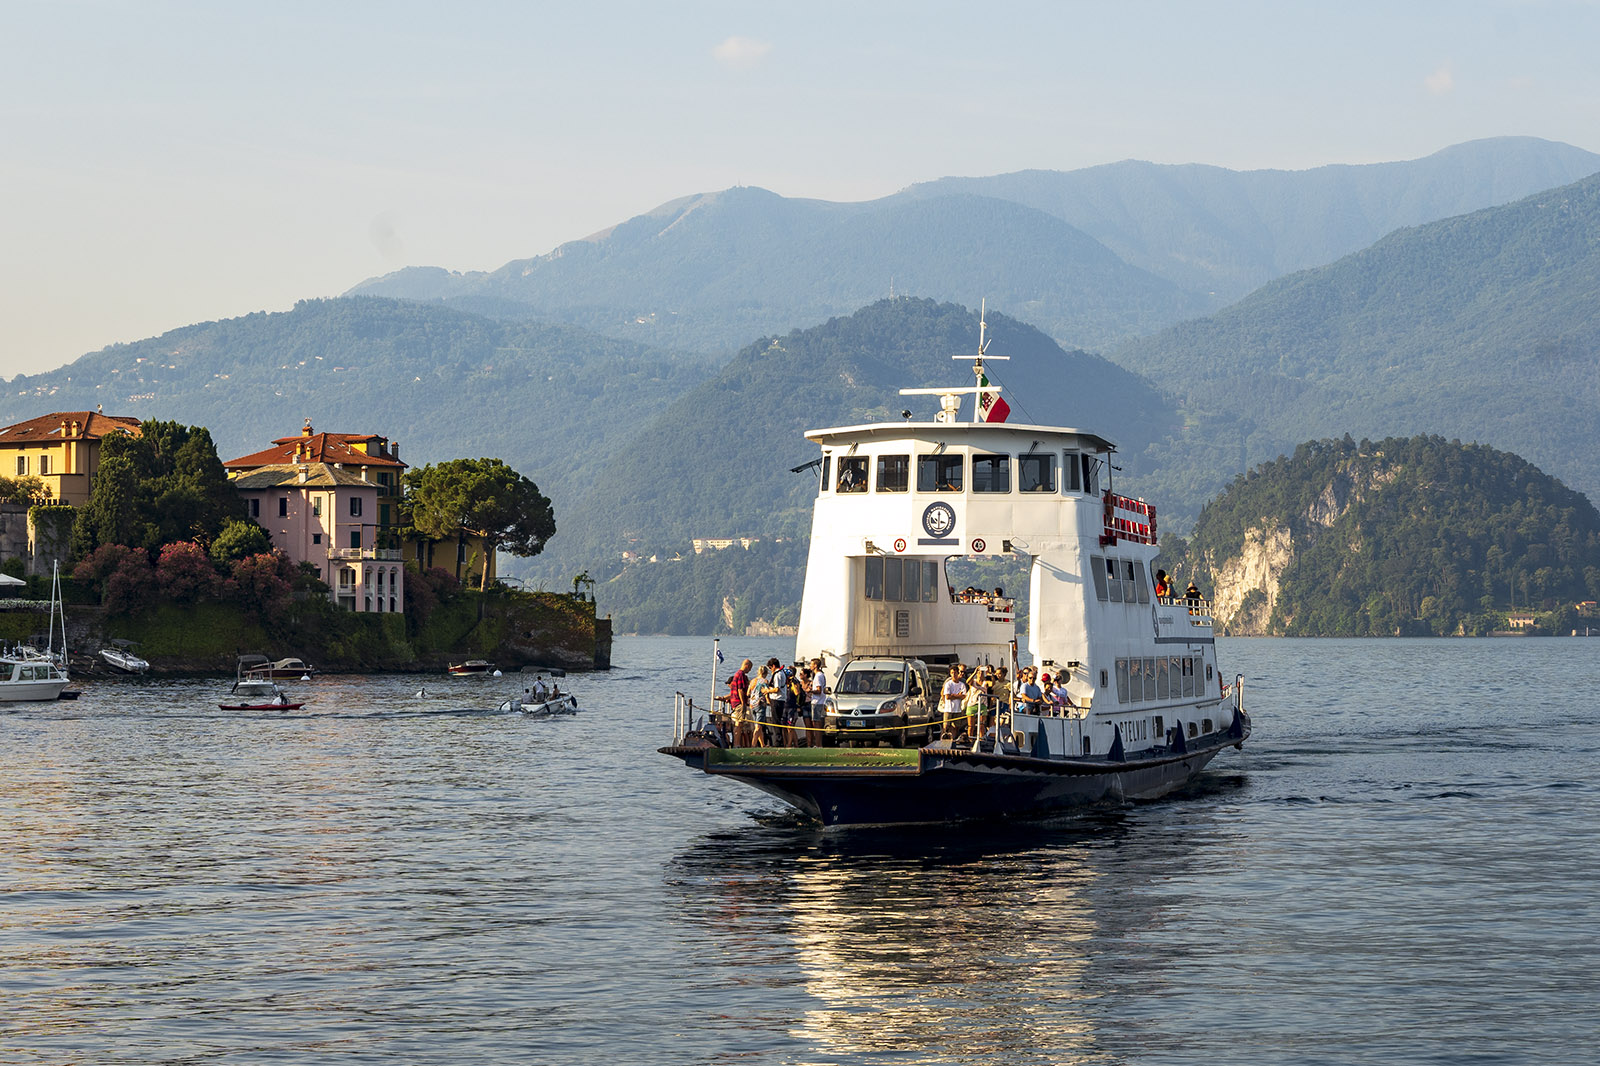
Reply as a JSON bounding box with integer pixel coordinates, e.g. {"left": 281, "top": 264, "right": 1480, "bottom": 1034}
{"left": 824, "top": 657, "right": 935, "bottom": 747}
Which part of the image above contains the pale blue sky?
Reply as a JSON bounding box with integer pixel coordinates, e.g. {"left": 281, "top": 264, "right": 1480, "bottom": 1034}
{"left": 3, "top": 0, "right": 1597, "bottom": 377}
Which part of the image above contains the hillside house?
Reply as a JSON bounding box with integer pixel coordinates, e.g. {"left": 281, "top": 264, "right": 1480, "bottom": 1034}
{"left": 0, "top": 410, "right": 141, "bottom": 505}
{"left": 228, "top": 462, "right": 402, "bottom": 613}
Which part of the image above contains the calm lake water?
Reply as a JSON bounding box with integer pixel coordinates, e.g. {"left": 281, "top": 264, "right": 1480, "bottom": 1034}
{"left": 2, "top": 636, "right": 1597, "bottom": 1065}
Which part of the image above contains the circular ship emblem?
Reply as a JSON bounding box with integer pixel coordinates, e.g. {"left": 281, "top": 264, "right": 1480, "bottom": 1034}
{"left": 922, "top": 502, "right": 956, "bottom": 539}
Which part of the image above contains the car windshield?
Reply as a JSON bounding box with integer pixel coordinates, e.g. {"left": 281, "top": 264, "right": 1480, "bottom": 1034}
{"left": 837, "top": 669, "right": 905, "bottom": 696}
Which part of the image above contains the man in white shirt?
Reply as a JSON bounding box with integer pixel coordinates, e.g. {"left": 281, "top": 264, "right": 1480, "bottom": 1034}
{"left": 941, "top": 665, "right": 968, "bottom": 738}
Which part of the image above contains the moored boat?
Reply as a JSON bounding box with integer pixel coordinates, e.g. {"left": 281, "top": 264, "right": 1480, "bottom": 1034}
{"left": 0, "top": 651, "right": 70, "bottom": 702}
{"left": 243, "top": 656, "right": 315, "bottom": 680}
{"left": 662, "top": 315, "right": 1251, "bottom": 826}
{"left": 448, "top": 660, "right": 495, "bottom": 676}
{"left": 100, "top": 640, "right": 150, "bottom": 674}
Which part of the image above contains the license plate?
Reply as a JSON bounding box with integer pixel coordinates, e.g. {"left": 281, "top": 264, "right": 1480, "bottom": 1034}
{"left": 843, "top": 720, "right": 867, "bottom": 728}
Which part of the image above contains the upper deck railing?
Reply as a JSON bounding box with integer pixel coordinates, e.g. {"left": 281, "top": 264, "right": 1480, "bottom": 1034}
{"left": 1101, "top": 491, "right": 1157, "bottom": 546}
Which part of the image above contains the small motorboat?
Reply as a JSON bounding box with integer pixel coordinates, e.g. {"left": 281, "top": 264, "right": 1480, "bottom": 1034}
{"left": 219, "top": 677, "right": 303, "bottom": 711}
{"left": 497, "top": 692, "right": 579, "bottom": 717}
{"left": 100, "top": 640, "right": 150, "bottom": 674}
{"left": 243, "top": 656, "right": 316, "bottom": 680}
{"left": 448, "top": 660, "right": 495, "bottom": 676}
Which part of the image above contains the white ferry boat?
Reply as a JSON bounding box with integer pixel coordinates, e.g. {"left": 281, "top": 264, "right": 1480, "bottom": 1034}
{"left": 663, "top": 319, "right": 1251, "bottom": 826}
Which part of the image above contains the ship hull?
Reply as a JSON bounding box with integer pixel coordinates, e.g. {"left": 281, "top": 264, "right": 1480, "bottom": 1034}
{"left": 663, "top": 717, "right": 1247, "bottom": 827}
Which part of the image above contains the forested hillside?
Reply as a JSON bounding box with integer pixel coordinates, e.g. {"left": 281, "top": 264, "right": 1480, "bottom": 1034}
{"left": 1121, "top": 169, "right": 1600, "bottom": 519}
{"left": 549, "top": 298, "right": 1175, "bottom": 630}
{"left": 1179, "top": 435, "right": 1600, "bottom": 636}
{"left": 1, "top": 298, "right": 711, "bottom": 521}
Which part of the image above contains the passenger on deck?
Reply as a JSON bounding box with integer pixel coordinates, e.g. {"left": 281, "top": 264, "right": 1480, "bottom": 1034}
{"left": 808, "top": 659, "right": 828, "bottom": 740}
{"left": 1185, "top": 580, "right": 1201, "bottom": 605}
{"left": 1155, "top": 569, "right": 1171, "bottom": 600}
{"left": 765, "top": 659, "right": 790, "bottom": 746}
{"left": 1049, "top": 675, "right": 1073, "bottom": 712}
{"left": 964, "top": 666, "right": 990, "bottom": 737}
{"left": 941, "top": 666, "right": 968, "bottom": 737}
{"left": 1016, "top": 668, "right": 1043, "bottom": 714}
{"left": 747, "top": 665, "right": 770, "bottom": 747}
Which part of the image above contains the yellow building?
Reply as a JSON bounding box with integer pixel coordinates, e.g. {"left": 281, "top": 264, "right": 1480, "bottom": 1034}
{"left": 0, "top": 410, "right": 142, "bottom": 504}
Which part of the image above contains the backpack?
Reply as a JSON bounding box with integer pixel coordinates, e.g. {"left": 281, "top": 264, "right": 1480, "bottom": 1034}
{"left": 788, "top": 675, "right": 807, "bottom": 706}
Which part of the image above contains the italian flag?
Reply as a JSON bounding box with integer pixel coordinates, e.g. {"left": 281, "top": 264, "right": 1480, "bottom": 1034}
{"left": 978, "top": 373, "right": 1011, "bottom": 423}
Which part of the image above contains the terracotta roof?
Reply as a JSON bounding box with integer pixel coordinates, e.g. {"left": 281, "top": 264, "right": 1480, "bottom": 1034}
{"left": 230, "top": 463, "right": 383, "bottom": 490}
{"left": 0, "top": 411, "right": 141, "bottom": 443}
{"left": 224, "top": 430, "right": 406, "bottom": 470}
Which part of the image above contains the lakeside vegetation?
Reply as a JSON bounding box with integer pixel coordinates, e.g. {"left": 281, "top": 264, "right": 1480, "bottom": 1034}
{"left": 1178, "top": 434, "right": 1600, "bottom": 636}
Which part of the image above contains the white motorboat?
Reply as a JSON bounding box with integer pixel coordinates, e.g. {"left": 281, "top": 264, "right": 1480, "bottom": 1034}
{"left": 100, "top": 641, "right": 150, "bottom": 674}
{"left": 0, "top": 651, "right": 70, "bottom": 702}
{"left": 498, "top": 692, "right": 579, "bottom": 716}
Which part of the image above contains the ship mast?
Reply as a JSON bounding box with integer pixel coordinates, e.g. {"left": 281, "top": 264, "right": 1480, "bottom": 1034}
{"left": 899, "top": 298, "right": 1007, "bottom": 422}
{"left": 970, "top": 299, "right": 1007, "bottom": 424}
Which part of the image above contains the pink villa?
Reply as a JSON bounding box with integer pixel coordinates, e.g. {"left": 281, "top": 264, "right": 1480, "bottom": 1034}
{"left": 224, "top": 423, "right": 407, "bottom": 614}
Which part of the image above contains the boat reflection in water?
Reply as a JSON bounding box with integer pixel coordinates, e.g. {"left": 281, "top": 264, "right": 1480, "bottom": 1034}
{"left": 667, "top": 793, "right": 1240, "bottom": 1064}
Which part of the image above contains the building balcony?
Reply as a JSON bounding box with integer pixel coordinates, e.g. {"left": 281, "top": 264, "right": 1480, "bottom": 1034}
{"left": 327, "top": 547, "right": 403, "bottom": 562}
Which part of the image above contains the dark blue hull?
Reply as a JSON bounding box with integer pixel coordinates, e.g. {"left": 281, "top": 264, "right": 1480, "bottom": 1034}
{"left": 663, "top": 714, "right": 1249, "bottom": 827}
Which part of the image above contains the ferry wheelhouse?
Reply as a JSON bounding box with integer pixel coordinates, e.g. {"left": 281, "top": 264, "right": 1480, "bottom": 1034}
{"left": 663, "top": 326, "right": 1250, "bottom": 826}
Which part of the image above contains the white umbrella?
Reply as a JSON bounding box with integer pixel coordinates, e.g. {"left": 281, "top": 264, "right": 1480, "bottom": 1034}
{"left": 0, "top": 573, "right": 24, "bottom": 586}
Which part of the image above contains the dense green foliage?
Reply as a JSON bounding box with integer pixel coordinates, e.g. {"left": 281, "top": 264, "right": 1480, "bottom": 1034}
{"left": 404, "top": 458, "right": 556, "bottom": 591}
{"left": 1119, "top": 170, "right": 1600, "bottom": 519}
{"left": 1180, "top": 435, "right": 1600, "bottom": 636}
{"left": 71, "top": 421, "right": 244, "bottom": 556}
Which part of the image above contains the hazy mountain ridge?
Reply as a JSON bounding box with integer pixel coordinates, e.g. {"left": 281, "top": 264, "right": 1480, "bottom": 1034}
{"left": 900, "top": 137, "right": 1600, "bottom": 302}
{"left": 351, "top": 137, "right": 1600, "bottom": 355}
{"left": 1116, "top": 169, "right": 1600, "bottom": 514}
{"left": 356, "top": 188, "right": 1198, "bottom": 354}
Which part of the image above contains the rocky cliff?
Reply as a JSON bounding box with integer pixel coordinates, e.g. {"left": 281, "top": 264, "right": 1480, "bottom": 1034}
{"left": 1179, "top": 435, "right": 1600, "bottom": 637}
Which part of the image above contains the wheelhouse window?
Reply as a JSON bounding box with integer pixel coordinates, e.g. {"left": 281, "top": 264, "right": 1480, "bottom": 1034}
{"left": 819, "top": 455, "right": 831, "bottom": 494}
{"left": 917, "top": 454, "right": 963, "bottom": 492}
{"left": 972, "top": 454, "right": 1010, "bottom": 493}
{"left": 1019, "top": 453, "right": 1056, "bottom": 492}
{"left": 1064, "top": 450, "right": 1101, "bottom": 494}
{"left": 837, "top": 456, "right": 868, "bottom": 493}
{"left": 875, "top": 454, "right": 910, "bottom": 493}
